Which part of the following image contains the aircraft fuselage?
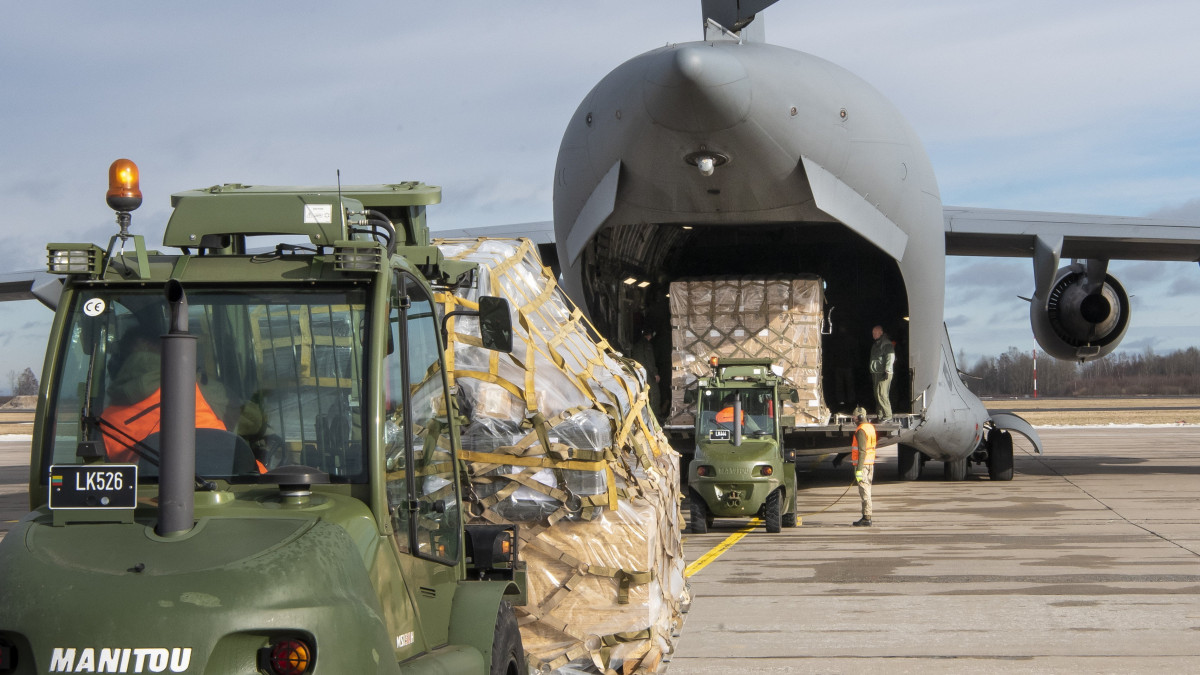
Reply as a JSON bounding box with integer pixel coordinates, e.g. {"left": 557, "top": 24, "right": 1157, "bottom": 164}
{"left": 553, "top": 38, "right": 987, "bottom": 463}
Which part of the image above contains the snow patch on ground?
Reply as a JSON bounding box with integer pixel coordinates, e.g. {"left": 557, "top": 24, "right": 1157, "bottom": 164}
{"left": 1033, "top": 423, "right": 1200, "bottom": 429}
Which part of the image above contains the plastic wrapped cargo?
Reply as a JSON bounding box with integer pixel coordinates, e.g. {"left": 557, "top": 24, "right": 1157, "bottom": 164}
{"left": 434, "top": 237, "right": 687, "bottom": 674}
{"left": 667, "top": 276, "right": 829, "bottom": 427}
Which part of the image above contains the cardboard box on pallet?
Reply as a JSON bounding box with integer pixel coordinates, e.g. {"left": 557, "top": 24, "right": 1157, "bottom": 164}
{"left": 667, "top": 276, "right": 829, "bottom": 427}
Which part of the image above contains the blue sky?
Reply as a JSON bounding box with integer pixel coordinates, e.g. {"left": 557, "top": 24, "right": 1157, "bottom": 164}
{"left": 1, "top": 1, "right": 1198, "bottom": 390}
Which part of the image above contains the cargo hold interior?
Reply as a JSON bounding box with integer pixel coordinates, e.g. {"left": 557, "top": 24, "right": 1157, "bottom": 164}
{"left": 563, "top": 221, "right": 913, "bottom": 421}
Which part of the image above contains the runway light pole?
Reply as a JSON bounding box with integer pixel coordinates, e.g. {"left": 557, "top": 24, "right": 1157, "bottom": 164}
{"left": 1033, "top": 348, "right": 1038, "bottom": 399}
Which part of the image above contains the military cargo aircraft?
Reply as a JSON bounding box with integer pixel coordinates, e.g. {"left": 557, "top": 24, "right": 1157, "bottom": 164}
{"left": 443, "top": 0, "right": 1200, "bottom": 481}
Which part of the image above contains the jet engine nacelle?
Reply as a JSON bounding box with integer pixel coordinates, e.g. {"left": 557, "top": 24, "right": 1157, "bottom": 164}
{"left": 1030, "top": 263, "right": 1131, "bottom": 362}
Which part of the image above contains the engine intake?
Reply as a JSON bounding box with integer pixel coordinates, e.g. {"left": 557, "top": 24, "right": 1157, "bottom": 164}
{"left": 1030, "top": 264, "right": 1130, "bottom": 362}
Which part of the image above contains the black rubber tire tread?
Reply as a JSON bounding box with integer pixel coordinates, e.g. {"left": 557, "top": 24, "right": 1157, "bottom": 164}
{"left": 781, "top": 489, "right": 797, "bottom": 527}
{"left": 943, "top": 456, "right": 967, "bottom": 481}
{"left": 988, "top": 430, "right": 1014, "bottom": 481}
{"left": 897, "top": 444, "right": 922, "bottom": 481}
{"left": 689, "top": 491, "right": 710, "bottom": 534}
{"left": 764, "top": 489, "right": 782, "bottom": 533}
{"left": 490, "top": 600, "right": 524, "bottom": 675}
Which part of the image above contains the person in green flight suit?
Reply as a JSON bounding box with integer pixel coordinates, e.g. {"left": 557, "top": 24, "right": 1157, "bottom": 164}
{"left": 869, "top": 325, "right": 895, "bottom": 421}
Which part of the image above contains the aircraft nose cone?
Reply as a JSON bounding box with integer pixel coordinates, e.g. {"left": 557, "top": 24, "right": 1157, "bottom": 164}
{"left": 674, "top": 48, "right": 724, "bottom": 87}
{"left": 643, "top": 44, "right": 751, "bottom": 132}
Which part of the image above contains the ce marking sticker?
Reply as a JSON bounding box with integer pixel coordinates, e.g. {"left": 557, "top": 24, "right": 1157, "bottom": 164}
{"left": 83, "top": 298, "right": 106, "bottom": 317}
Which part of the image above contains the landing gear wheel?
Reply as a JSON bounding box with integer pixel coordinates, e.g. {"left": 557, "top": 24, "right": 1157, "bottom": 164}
{"left": 897, "top": 444, "right": 923, "bottom": 481}
{"left": 764, "top": 489, "right": 782, "bottom": 533}
{"left": 490, "top": 600, "right": 524, "bottom": 675}
{"left": 943, "top": 456, "right": 967, "bottom": 481}
{"left": 988, "top": 430, "right": 1014, "bottom": 481}
{"left": 689, "top": 491, "right": 710, "bottom": 534}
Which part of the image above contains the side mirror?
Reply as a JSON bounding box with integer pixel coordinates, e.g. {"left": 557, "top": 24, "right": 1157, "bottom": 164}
{"left": 683, "top": 387, "right": 697, "bottom": 404}
{"left": 477, "top": 296, "right": 513, "bottom": 353}
{"left": 442, "top": 295, "right": 514, "bottom": 353}
{"left": 785, "top": 387, "right": 799, "bottom": 404}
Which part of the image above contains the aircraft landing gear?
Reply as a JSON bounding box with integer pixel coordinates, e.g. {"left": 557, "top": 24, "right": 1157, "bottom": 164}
{"left": 943, "top": 456, "right": 967, "bottom": 481}
{"left": 897, "top": 444, "right": 924, "bottom": 481}
{"left": 987, "top": 430, "right": 1014, "bottom": 481}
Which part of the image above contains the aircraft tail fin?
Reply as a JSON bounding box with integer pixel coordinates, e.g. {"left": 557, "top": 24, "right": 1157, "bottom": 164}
{"left": 701, "top": 0, "right": 780, "bottom": 41}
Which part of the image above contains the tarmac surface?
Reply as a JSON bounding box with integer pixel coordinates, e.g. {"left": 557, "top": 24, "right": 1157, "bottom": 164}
{"left": 670, "top": 427, "right": 1200, "bottom": 674}
{"left": 2, "top": 429, "right": 1199, "bottom": 673}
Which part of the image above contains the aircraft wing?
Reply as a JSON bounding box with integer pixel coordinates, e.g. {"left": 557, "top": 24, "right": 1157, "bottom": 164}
{"left": 429, "top": 220, "right": 555, "bottom": 246}
{"left": 944, "top": 206, "right": 1200, "bottom": 262}
{"left": 0, "top": 271, "right": 61, "bottom": 307}
{"left": 430, "top": 210, "right": 1200, "bottom": 264}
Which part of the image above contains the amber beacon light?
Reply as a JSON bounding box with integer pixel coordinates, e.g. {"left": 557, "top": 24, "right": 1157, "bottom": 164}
{"left": 106, "top": 158, "right": 142, "bottom": 212}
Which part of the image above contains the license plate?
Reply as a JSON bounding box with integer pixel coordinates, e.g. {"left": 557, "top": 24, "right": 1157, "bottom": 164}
{"left": 49, "top": 464, "right": 137, "bottom": 509}
{"left": 709, "top": 429, "right": 730, "bottom": 441}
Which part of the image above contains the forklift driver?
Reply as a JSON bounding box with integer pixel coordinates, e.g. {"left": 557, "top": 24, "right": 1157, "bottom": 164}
{"left": 98, "top": 330, "right": 231, "bottom": 464}
{"left": 715, "top": 393, "right": 761, "bottom": 433}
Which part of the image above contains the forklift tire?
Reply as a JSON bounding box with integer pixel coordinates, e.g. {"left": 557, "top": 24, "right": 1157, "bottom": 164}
{"left": 897, "top": 444, "right": 923, "bottom": 481}
{"left": 764, "top": 490, "right": 782, "bottom": 533}
{"left": 689, "top": 492, "right": 710, "bottom": 534}
{"left": 490, "top": 600, "right": 524, "bottom": 675}
{"left": 987, "top": 430, "right": 1014, "bottom": 481}
{"left": 781, "top": 509, "right": 797, "bottom": 528}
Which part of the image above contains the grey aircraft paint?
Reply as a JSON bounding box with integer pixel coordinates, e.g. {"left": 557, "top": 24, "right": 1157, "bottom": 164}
{"left": 541, "top": 1, "right": 1200, "bottom": 472}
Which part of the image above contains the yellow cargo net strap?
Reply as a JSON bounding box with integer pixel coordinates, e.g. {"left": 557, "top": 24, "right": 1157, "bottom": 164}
{"left": 433, "top": 238, "right": 682, "bottom": 674}
{"left": 518, "top": 607, "right": 658, "bottom": 675}
{"left": 436, "top": 242, "right": 614, "bottom": 385}
{"left": 460, "top": 449, "right": 620, "bottom": 511}
{"left": 437, "top": 240, "right": 658, "bottom": 469}
{"left": 524, "top": 537, "right": 654, "bottom": 604}
{"left": 436, "top": 279, "right": 597, "bottom": 405}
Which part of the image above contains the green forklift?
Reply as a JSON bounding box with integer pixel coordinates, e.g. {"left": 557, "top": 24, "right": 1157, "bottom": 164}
{"left": 0, "top": 160, "right": 527, "bottom": 674}
{"left": 685, "top": 358, "right": 799, "bottom": 534}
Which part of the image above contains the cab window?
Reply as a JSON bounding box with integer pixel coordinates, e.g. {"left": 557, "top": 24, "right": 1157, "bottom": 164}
{"left": 43, "top": 287, "right": 369, "bottom": 484}
{"left": 384, "top": 273, "right": 459, "bottom": 564}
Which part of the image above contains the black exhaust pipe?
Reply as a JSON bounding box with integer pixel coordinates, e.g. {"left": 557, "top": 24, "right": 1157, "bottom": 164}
{"left": 157, "top": 280, "right": 197, "bottom": 537}
{"left": 733, "top": 393, "right": 742, "bottom": 447}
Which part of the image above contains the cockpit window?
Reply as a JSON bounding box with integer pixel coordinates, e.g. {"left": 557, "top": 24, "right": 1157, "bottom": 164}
{"left": 44, "top": 286, "right": 369, "bottom": 484}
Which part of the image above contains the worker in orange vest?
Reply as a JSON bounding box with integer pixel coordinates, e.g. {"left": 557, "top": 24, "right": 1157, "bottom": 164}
{"left": 715, "top": 402, "right": 744, "bottom": 425}
{"left": 715, "top": 393, "right": 761, "bottom": 433}
{"left": 101, "top": 387, "right": 227, "bottom": 463}
{"left": 99, "top": 332, "right": 260, "bottom": 471}
{"left": 851, "top": 407, "right": 876, "bottom": 526}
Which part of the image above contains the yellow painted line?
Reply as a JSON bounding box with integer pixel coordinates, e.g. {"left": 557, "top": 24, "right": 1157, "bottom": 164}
{"left": 684, "top": 518, "right": 760, "bottom": 578}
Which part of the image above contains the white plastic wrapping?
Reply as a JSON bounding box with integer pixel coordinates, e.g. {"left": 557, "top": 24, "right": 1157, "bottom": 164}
{"left": 434, "top": 238, "right": 687, "bottom": 674}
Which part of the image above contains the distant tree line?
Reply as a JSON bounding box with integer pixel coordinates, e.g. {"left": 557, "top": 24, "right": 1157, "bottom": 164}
{"left": 962, "top": 347, "right": 1200, "bottom": 397}
{"left": 6, "top": 368, "right": 38, "bottom": 397}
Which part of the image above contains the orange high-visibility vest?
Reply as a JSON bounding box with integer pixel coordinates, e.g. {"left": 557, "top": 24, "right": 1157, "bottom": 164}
{"left": 715, "top": 406, "right": 745, "bottom": 424}
{"left": 100, "top": 385, "right": 226, "bottom": 463}
{"left": 851, "top": 422, "right": 877, "bottom": 467}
